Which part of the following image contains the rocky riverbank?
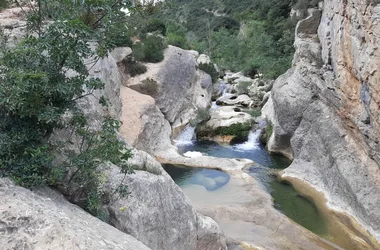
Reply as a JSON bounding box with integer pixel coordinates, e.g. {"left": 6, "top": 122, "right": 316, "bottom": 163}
{"left": 263, "top": 1, "right": 380, "bottom": 244}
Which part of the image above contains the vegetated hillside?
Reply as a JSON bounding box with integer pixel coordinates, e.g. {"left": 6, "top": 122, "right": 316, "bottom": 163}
{"left": 150, "top": 0, "right": 319, "bottom": 78}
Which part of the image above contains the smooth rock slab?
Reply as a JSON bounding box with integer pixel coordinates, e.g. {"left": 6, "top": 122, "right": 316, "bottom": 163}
{"left": 0, "top": 178, "right": 151, "bottom": 250}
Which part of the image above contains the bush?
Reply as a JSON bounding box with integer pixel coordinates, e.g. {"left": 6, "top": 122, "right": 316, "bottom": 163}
{"left": 198, "top": 62, "right": 219, "bottom": 83}
{"left": 130, "top": 78, "right": 158, "bottom": 97}
{"left": 0, "top": 0, "right": 8, "bottom": 10}
{"left": 167, "top": 32, "right": 187, "bottom": 49}
{"left": 151, "top": 0, "right": 297, "bottom": 79}
{"left": 122, "top": 56, "right": 147, "bottom": 76}
{"left": 265, "top": 120, "right": 273, "bottom": 143}
{"left": 247, "top": 109, "right": 261, "bottom": 117}
{"left": 132, "top": 35, "right": 167, "bottom": 63}
{"left": 145, "top": 19, "right": 167, "bottom": 35}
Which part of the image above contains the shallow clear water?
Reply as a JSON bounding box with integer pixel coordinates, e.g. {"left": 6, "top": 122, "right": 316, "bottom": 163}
{"left": 163, "top": 164, "right": 230, "bottom": 191}
{"left": 170, "top": 135, "right": 329, "bottom": 237}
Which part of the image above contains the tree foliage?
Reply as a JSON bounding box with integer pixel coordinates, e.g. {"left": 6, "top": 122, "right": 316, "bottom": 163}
{"left": 151, "top": 0, "right": 300, "bottom": 79}
{"left": 0, "top": 0, "right": 7, "bottom": 9}
{"left": 0, "top": 0, "right": 136, "bottom": 215}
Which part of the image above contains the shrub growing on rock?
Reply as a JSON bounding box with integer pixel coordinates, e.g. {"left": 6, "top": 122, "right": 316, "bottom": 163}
{"left": 198, "top": 62, "right": 219, "bottom": 83}
{"left": 132, "top": 34, "right": 167, "bottom": 63}
{"left": 130, "top": 78, "right": 159, "bottom": 97}
{"left": 260, "top": 120, "right": 273, "bottom": 145}
{"left": 122, "top": 56, "right": 147, "bottom": 77}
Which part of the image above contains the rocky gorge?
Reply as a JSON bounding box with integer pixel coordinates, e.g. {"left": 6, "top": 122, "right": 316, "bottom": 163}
{"left": 263, "top": 0, "right": 380, "bottom": 246}
{"left": 2, "top": 1, "right": 380, "bottom": 250}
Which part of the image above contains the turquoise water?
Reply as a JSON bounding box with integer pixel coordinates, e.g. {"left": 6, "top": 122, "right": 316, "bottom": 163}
{"left": 171, "top": 138, "right": 328, "bottom": 236}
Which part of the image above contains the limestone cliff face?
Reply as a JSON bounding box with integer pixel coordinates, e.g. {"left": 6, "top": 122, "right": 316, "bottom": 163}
{"left": 125, "top": 46, "right": 213, "bottom": 131}
{"left": 263, "top": 1, "right": 380, "bottom": 242}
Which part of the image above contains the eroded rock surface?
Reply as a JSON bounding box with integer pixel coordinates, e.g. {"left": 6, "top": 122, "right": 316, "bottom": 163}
{"left": 263, "top": 2, "right": 380, "bottom": 242}
{"left": 105, "top": 160, "right": 227, "bottom": 250}
{"left": 0, "top": 178, "right": 151, "bottom": 250}
{"left": 125, "top": 46, "right": 212, "bottom": 130}
{"left": 216, "top": 94, "right": 253, "bottom": 107}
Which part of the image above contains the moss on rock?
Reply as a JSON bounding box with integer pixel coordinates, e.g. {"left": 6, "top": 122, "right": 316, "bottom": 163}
{"left": 196, "top": 121, "right": 252, "bottom": 143}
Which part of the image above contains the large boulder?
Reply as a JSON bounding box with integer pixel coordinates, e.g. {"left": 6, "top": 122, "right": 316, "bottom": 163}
{"left": 196, "top": 106, "right": 253, "bottom": 144}
{"left": 125, "top": 45, "right": 213, "bottom": 130}
{"left": 0, "top": 178, "right": 150, "bottom": 250}
{"left": 105, "top": 159, "right": 227, "bottom": 250}
{"left": 119, "top": 87, "right": 176, "bottom": 155}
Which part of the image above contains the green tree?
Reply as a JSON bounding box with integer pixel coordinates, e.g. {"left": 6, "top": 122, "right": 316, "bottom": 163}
{"left": 0, "top": 0, "right": 7, "bottom": 10}
{"left": 0, "top": 0, "right": 136, "bottom": 214}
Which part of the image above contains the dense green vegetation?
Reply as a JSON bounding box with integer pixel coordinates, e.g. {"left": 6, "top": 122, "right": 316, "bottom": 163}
{"left": 0, "top": 0, "right": 7, "bottom": 10}
{"left": 0, "top": 0, "right": 137, "bottom": 216}
{"left": 147, "top": 0, "right": 318, "bottom": 79}
{"left": 198, "top": 62, "right": 219, "bottom": 83}
{"left": 132, "top": 34, "right": 167, "bottom": 63}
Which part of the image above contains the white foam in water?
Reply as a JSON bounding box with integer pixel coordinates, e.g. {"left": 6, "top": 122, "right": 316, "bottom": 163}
{"left": 234, "top": 129, "right": 262, "bottom": 151}
{"left": 174, "top": 126, "right": 195, "bottom": 146}
{"left": 184, "top": 151, "right": 203, "bottom": 158}
{"left": 211, "top": 101, "right": 218, "bottom": 110}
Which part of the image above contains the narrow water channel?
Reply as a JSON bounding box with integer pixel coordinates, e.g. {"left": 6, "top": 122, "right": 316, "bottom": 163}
{"left": 171, "top": 126, "right": 329, "bottom": 238}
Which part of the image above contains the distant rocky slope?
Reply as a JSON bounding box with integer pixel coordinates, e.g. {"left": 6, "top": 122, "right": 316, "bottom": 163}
{"left": 263, "top": 0, "right": 380, "bottom": 242}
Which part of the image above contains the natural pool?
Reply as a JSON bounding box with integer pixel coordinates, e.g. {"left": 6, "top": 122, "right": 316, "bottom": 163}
{"left": 171, "top": 129, "right": 329, "bottom": 238}
{"left": 163, "top": 164, "right": 230, "bottom": 191}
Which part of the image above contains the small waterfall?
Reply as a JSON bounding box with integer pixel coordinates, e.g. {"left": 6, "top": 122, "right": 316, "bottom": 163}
{"left": 234, "top": 129, "right": 262, "bottom": 151}
{"left": 174, "top": 125, "right": 195, "bottom": 146}
{"left": 211, "top": 101, "right": 218, "bottom": 110}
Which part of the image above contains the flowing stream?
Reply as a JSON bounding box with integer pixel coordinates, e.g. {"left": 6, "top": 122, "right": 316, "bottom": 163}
{"left": 168, "top": 101, "right": 330, "bottom": 238}
{"left": 170, "top": 129, "right": 328, "bottom": 236}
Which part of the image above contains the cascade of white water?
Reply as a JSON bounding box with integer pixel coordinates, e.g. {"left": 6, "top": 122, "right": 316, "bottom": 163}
{"left": 174, "top": 125, "right": 195, "bottom": 146}
{"left": 234, "top": 129, "right": 262, "bottom": 151}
